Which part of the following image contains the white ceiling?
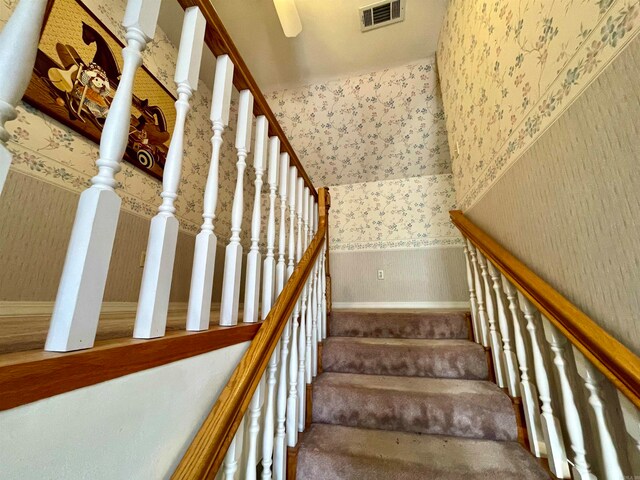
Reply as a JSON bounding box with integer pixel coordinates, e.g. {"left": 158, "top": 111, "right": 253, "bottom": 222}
{"left": 158, "top": 0, "right": 448, "bottom": 92}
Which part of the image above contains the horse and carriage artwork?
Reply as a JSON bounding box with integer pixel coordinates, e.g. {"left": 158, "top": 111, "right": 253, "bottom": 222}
{"left": 24, "top": 0, "right": 176, "bottom": 180}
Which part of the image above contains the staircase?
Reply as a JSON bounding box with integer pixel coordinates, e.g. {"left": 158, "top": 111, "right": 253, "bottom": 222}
{"left": 296, "top": 309, "right": 550, "bottom": 479}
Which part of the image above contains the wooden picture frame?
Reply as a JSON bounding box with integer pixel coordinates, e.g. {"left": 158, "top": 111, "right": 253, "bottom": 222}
{"left": 23, "top": 0, "right": 176, "bottom": 180}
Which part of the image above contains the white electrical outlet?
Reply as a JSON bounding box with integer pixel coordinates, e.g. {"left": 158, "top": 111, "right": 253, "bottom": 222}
{"left": 377, "top": 269, "right": 384, "bottom": 280}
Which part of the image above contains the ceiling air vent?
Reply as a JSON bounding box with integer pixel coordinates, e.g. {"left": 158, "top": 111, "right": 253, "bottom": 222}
{"left": 360, "top": 0, "right": 405, "bottom": 32}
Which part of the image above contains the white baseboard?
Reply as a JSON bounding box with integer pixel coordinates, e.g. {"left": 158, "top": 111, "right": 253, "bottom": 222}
{"left": 332, "top": 301, "right": 470, "bottom": 310}
{"left": 0, "top": 301, "right": 211, "bottom": 317}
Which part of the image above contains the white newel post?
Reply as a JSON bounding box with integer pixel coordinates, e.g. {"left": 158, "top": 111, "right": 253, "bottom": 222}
{"left": 487, "top": 262, "right": 519, "bottom": 396}
{"left": 0, "top": 0, "right": 48, "bottom": 193}
{"left": 468, "top": 242, "right": 489, "bottom": 347}
{"left": 243, "top": 115, "right": 268, "bottom": 323}
{"left": 519, "top": 294, "right": 570, "bottom": 478}
{"left": 134, "top": 6, "right": 205, "bottom": 339}
{"left": 574, "top": 350, "right": 626, "bottom": 480}
{"left": 220, "top": 90, "right": 254, "bottom": 326}
{"left": 503, "top": 277, "right": 545, "bottom": 458}
{"left": 261, "top": 137, "right": 280, "bottom": 317}
{"left": 478, "top": 253, "right": 507, "bottom": 388}
{"left": 463, "top": 242, "right": 480, "bottom": 342}
{"left": 186, "top": 54, "right": 234, "bottom": 331}
{"left": 297, "top": 183, "right": 309, "bottom": 432}
{"left": 542, "top": 318, "right": 595, "bottom": 480}
{"left": 275, "top": 153, "right": 289, "bottom": 294}
{"left": 46, "top": 0, "right": 161, "bottom": 352}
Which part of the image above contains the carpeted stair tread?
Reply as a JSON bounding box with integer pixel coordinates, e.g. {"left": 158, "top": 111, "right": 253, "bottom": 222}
{"left": 296, "top": 424, "right": 550, "bottom": 480}
{"left": 331, "top": 309, "right": 469, "bottom": 339}
{"left": 312, "top": 372, "right": 516, "bottom": 441}
{"left": 322, "top": 337, "right": 488, "bottom": 379}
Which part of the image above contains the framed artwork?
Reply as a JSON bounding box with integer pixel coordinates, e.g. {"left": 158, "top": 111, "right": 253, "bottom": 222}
{"left": 23, "top": 0, "right": 176, "bottom": 180}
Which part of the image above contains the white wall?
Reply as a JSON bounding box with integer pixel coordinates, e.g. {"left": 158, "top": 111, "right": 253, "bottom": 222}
{"left": 331, "top": 246, "right": 468, "bottom": 308}
{"left": 0, "top": 342, "right": 249, "bottom": 479}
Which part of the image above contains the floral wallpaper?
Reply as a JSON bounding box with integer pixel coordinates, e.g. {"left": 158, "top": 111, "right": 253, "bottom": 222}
{"left": 437, "top": 0, "right": 640, "bottom": 210}
{"left": 329, "top": 174, "right": 462, "bottom": 252}
{"left": 266, "top": 58, "right": 452, "bottom": 186}
{"left": 1, "top": 0, "right": 257, "bottom": 246}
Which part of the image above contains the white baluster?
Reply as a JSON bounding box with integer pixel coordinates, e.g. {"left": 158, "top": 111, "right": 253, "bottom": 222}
{"left": 574, "top": 350, "right": 626, "bottom": 480}
{"left": 274, "top": 321, "right": 291, "bottom": 479}
{"left": 285, "top": 171, "right": 299, "bottom": 448}
{"left": 134, "top": 6, "right": 205, "bottom": 338}
{"left": 295, "top": 179, "right": 304, "bottom": 265}
{"left": 297, "top": 183, "right": 309, "bottom": 432}
{"left": 244, "top": 378, "right": 264, "bottom": 480}
{"left": 220, "top": 90, "right": 254, "bottom": 326}
{"left": 519, "top": 294, "right": 570, "bottom": 478}
{"left": 468, "top": 242, "right": 489, "bottom": 347}
{"left": 286, "top": 166, "right": 298, "bottom": 280}
{"left": 321, "top": 239, "right": 327, "bottom": 340}
{"left": 223, "top": 421, "right": 243, "bottom": 480}
{"left": 305, "top": 194, "right": 314, "bottom": 384}
{"left": 542, "top": 318, "right": 595, "bottom": 480}
{"left": 487, "top": 262, "right": 519, "bottom": 396}
{"left": 186, "top": 54, "right": 234, "bottom": 331}
{"left": 261, "top": 137, "right": 280, "bottom": 318}
{"left": 313, "top": 207, "right": 320, "bottom": 377}
{"left": 287, "top": 302, "right": 300, "bottom": 448}
{"left": 618, "top": 392, "right": 640, "bottom": 474}
{"left": 243, "top": 116, "right": 268, "bottom": 323}
{"left": 462, "top": 242, "right": 480, "bottom": 342}
{"left": 478, "top": 253, "right": 507, "bottom": 388}
{"left": 275, "top": 153, "right": 289, "bottom": 294}
{"left": 0, "top": 0, "right": 48, "bottom": 193}
{"left": 503, "top": 277, "right": 545, "bottom": 457}
{"left": 46, "top": 0, "right": 161, "bottom": 352}
{"left": 261, "top": 344, "right": 279, "bottom": 479}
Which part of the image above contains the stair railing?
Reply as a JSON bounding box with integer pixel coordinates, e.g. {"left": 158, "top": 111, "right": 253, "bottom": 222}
{"left": 1, "top": 0, "right": 334, "bottom": 476}
{"left": 451, "top": 210, "right": 640, "bottom": 480}
{"left": 0, "top": 0, "right": 317, "bottom": 352}
{"left": 173, "top": 188, "right": 330, "bottom": 479}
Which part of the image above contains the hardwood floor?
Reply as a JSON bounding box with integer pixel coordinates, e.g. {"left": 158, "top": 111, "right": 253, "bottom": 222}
{"left": 0, "top": 305, "right": 238, "bottom": 354}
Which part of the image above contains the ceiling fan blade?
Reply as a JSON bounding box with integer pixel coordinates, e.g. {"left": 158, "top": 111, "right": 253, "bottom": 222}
{"left": 273, "top": 0, "right": 302, "bottom": 37}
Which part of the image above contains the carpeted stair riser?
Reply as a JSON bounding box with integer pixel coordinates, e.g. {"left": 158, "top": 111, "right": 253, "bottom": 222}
{"left": 322, "top": 337, "right": 488, "bottom": 379}
{"left": 312, "top": 372, "right": 517, "bottom": 442}
{"left": 296, "top": 424, "right": 550, "bottom": 480}
{"left": 330, "top": 310, "right": 469, "bottom": 339}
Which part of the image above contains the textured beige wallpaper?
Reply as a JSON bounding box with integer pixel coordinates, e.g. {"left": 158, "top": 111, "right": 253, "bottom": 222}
{"left": 0, "top": 171, "right": 227, "bottom": 303}
{"left": 331, "top": 247, "right": 468, "bottom": 304}
{"left": 468, "top": 37, "right": 640, "bottom": 355}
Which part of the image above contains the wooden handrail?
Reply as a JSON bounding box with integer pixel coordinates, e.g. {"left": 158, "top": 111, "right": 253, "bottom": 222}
{"left": 450, "top": 210, "right": 640, "bottom": 408}
{"left": 0, "top": 323, "right": 260, "bottom": 411}
{"left": 172, "top": 188, "right": 329, "bottom": 479}
{"left": 176, "top": 0, "right": 317, "bottom": 198}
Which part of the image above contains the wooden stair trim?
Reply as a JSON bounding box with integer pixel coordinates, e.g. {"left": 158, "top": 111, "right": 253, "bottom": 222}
{"left": 450, "top": 210, "right": 640, "bottom": 408}
{"left": 0, "top": 323, "right": 260, "bottom": 411}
